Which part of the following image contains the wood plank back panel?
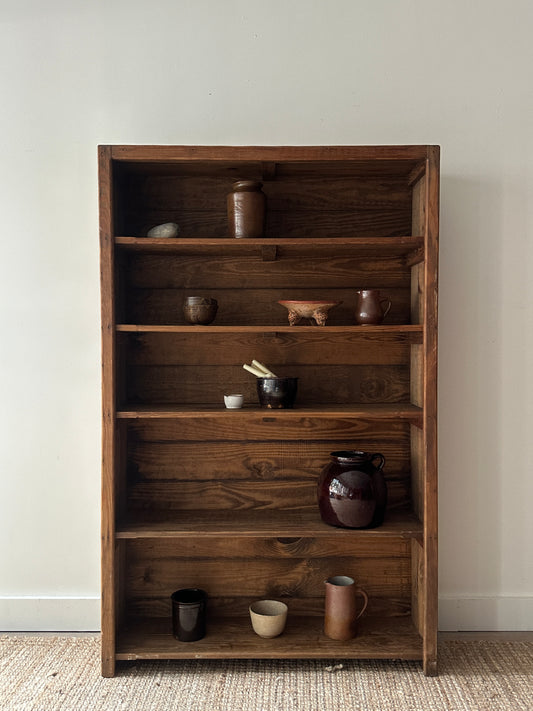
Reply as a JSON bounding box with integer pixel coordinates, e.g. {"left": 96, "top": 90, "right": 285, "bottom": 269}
{"left": 120, "top": 208, "right": 414, "bottom": 240}
{"left": 124, "top": 424, "right": 412, "bottom": 515}
{"left": 124, "top": 331, "right": 412, "bottom": 366}
{"left": 125, "top": 597, "right": 412, "bottom": 623}
{"left": 123, "top": 363, "right": 410, "bottom": 406}
{"left": 123, "top": 537, "right": 412, "bottom": 619}
{"left": 125, "top": 175, "right": 412, "bottom": 211}
{"left": 124, "top": 287, "right": 411, "bottom": 326}
{"left": 127, "top": 417, "right": 411, "bottom": 442}
{"left": 125, "top": 479, "right": 411, "bottom": 514}
{"left": 125, "top": 254, "right": 411, "bottom": 290}
{"left": 114, "top": 169, "right": 413, "bottom": 239}
{"left": 128, "top": 439, "right": 411, "bottom": 481}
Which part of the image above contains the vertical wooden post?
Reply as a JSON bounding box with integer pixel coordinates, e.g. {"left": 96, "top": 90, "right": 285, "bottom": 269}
{"left": 422, "top": 146, "right": 440, "bottom": 676}
{"left": 99, "top": 146, "right": 116, "bottom": 678}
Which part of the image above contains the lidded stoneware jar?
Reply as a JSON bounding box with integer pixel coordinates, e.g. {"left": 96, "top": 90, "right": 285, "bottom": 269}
{"left": 227, "top": 180, "right": 266, "bottom": 238}
{"left": 317, "top": 450, "right": 388, "bottom": 529}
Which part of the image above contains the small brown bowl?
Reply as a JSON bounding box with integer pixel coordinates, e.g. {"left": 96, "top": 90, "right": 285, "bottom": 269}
{"left": 183, "top": 296, "right": 218, "bottom": 325}
{"left": 256, "top": 377, "right": 298, "bottom": 409}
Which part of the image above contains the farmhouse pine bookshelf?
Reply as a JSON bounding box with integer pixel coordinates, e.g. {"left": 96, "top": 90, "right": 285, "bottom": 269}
{"left": 99, "top": 145, "right": 439, "bottom": 677}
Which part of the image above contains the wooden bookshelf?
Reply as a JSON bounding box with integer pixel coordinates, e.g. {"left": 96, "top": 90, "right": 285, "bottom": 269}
{"left": 99, "top": 144, "right": 439, "bottom": 676}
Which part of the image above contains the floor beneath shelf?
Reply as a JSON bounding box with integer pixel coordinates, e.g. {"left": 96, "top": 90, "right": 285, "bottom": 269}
{"left": 116, "top": 615, "right": 423, "bottom": 661}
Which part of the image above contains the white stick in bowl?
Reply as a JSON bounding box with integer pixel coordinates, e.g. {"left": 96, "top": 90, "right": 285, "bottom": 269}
{"left": 251, "top": 360, "right": 278, "bottom": 377}
{"left": 243, "top": 364, "right": 268, "bottom": 378}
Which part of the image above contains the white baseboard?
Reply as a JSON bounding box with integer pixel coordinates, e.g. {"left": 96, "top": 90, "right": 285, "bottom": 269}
{"left": 1, "top": 595, "right": 531, "bottom": 632}
{"left": 439, "top": 596, "right": 533, "bottom": 631}
{"left": 0, "top": 597, "right": 100, "bottom": 631}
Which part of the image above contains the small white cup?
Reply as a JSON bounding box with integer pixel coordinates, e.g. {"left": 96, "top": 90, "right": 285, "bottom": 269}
{"left": 224, "top": 394, "right": 244, "bottom": 409}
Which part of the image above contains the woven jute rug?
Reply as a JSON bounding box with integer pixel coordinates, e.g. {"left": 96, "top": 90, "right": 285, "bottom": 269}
{"left": 0, "top": 636, "right": 532, "bottom": 711}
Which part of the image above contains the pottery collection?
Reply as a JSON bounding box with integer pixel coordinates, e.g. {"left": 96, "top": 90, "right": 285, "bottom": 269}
{"left": 170, "top": 586, "right": 370, "bottom": 642}
{"left": 180, "top": 185, "right": 392, "bottom": 597}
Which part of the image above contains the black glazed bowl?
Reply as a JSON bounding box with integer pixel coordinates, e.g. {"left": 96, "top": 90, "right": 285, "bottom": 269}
{"left": 256, "top": 377, "right": 298, "bottom": 409}
{"left": 183, "top": 296, "right": 218, "bottom": 325}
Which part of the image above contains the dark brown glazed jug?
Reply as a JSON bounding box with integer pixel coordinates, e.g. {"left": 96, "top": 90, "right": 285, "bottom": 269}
{"left": 317, "top": 450, "right": 387, "bottom": 529}
{"left": 354, "top": 289, "right": 392, "bottom": 325}
{"left": 227, "top": 180, "right": 266, "bottom": 238}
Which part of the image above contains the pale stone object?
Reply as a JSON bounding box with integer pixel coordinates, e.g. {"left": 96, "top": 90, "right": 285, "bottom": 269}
{"left": 147, "top": 222, "right": 180, "bottom": 238}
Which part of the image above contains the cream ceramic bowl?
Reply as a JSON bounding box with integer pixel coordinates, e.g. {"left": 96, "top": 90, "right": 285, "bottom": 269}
{"left": 249, "top": 600, "right": 288, "bottom": 638}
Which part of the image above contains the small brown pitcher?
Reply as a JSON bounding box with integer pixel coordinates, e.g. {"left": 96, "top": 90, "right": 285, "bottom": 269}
{"left": 354, "top": 289, "right": 392, "bottom": 325}
{"left": 324, "top": 575, "right": 369, "bottom": 641}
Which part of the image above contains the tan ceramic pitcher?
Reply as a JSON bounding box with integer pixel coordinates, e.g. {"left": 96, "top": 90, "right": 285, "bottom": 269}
{"left": 324, "top": 575, "right": 369, "bottom": 641}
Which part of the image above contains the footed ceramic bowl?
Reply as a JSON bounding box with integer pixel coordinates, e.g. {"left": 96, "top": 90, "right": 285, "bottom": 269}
{"left": 278, "top": 300, "right": 342, "bottom": 326}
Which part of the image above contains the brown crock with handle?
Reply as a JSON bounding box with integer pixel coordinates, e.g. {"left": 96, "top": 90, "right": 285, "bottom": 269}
{"left": 317, "top": 450, "right": 387, "bottom": 529}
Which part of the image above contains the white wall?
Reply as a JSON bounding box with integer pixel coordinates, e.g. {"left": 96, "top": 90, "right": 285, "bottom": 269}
{"left": 0, "top": 0, "right": 531, "bottom": 631}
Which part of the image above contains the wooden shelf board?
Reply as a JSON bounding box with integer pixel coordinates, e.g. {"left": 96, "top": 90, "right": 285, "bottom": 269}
{"left": 116, "top": 507, "right": 422, "bottom": 540}
{"left": 116, "top": 614, "right": 423, "bottom": 661}
{"left": 116, "top": 324, "right": 423, "bottom": 340}
{"left": 109, "top": 143, "right": 431, "bottom": 163}
{"left": 116, "top": 403, "right": 422, "bottom": 421}
{"left": 115, "top": 236, "right": 424, "bottom": 258}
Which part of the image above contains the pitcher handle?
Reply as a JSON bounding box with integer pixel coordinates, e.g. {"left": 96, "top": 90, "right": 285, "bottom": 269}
{"left": 355, "top": 589, "right": 369, "bottom": 619}
{"left": 380, "top": 298, "right": 392, "bottom": 319}
{"left": 371, "top": 453, "right": 386, "bottom": 471}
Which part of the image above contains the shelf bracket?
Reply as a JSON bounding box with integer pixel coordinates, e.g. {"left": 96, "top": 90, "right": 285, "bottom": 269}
{"left": 405, "top": 247, "right": 425, "bottom": 267}
{"left": 411, "top": 416, "right": 424, "bottom": 430}
{"left": 261, "top": 244, "right": 278, "bottom": 261}
{"left": 261, "top": 162, "right": 277, "bottom": 181}
{"left": 262, "top": 331, "right": 281, "bottom": 341}
{"left": 408, "top": 161, "right": 426, "bottom": 186}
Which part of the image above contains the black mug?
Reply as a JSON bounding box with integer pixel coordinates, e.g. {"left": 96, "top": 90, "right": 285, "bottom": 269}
{"left": 171, "top": 588, "right": 207, "bottom": 642}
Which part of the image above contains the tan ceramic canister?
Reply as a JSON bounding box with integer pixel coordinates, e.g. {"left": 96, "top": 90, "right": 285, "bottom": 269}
{"left": 227, "top": 180, "right": 266, "bottom": 238}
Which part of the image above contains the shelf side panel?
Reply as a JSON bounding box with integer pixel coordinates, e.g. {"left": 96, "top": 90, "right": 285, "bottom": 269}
{"left": 99, "top": 145, "right": 117, "bottom": 678}
{"left": 422, "top": 146, "right": 439, "bottom": 676}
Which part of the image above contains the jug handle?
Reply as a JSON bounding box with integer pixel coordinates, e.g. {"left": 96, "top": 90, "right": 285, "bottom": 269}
{"left": 370, "top": 453, "right": 385, "bottom": 471}
{"left": 380, "top": 298, "right": 392, "bottom": 319}
{"left": 355, "top": 589, "right": 369, "bottom": 619}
